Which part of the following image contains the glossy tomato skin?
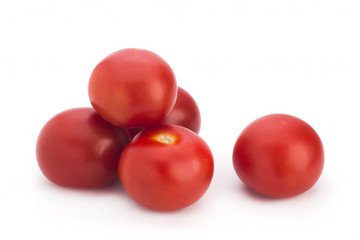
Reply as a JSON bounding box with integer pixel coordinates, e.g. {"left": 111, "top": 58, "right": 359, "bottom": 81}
{"left": 162, "top": 87, "right": 201, "bottom": 133}
{"left": 88, "top": 48, "right": 177, "bottom": 128}
{"left": 36, "top": 108, "right": 130, "bottom": 189}
{"left": 119, "top": 125, "right": 214, "bottom": 211}
{"left": 233, "top": 114, "right": 324, "bottom": 198}
{"left": 126, "top": 86, "right": 201, "bottom": 139}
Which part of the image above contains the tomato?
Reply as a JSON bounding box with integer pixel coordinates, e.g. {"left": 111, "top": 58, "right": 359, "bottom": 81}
{"left": 232, "top": 114, "right": 324, "bottom": 198}
{"left": 126, "top": 86, "right": 201, "bottom": 138}
{"left": 118, "top": 125, "right": 214, "bottom": 211}
{"left": 88, "top": 48, "right": 177, "bottom": 128}
{"left": 36, "top": 108, "right": 130, "bottom": 188}
{"left": 162, "top": 87, "right": 201, "bottom": 133}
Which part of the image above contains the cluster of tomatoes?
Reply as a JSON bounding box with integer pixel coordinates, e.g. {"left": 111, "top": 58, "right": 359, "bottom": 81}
{"left": 36, "top": 48, "right": 324, "bottom": 212}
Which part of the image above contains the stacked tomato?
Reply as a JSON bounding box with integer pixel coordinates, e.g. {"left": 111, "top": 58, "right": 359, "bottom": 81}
{"left": 36, "top": 48, "right": 214, "bottom": 211}
{"left": 36, "top": 48, "right": 325, "bottom": 212}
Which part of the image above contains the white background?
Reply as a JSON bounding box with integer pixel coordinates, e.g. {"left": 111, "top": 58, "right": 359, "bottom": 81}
{"left": 1, "top": 0, "right": 359, "bottom": 239}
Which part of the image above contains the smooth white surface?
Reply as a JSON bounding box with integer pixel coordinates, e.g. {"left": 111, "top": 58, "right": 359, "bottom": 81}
{"left": 1, "top": 0, "right": 359, "bottom": 239}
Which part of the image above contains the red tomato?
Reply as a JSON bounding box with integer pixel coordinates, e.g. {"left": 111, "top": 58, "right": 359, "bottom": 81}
{"left": 163, "top": 87, "right": 201, "bottom": 133}
{"left": 233, "top": 114, "right": 324, "bottom": 198}
{"left": 119, "top": 125, "right": 214, "bottom": 211}
{"left": 36, "top": 108, "right": 130, "bottom": 188}
{"left": 88, "top": 48, "right": 177, "bottom": 128}
{"left": 126, "top": 86, "right": 201, "bottom": 138}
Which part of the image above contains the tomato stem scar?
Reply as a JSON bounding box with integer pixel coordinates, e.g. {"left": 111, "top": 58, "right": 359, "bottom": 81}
{"left": 156, "top": 134, "right": 176, "bottom": 144}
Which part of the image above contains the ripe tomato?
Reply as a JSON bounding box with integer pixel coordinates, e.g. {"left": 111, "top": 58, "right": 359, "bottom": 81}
{"left": 233, "top": 114, "right": 324, "bottom": 198}
{"left": 36, "top": 108, "right": 130, "bottom": 188}
{"left": 163, "top": 86, "right": 201, "bottom": 133}
{"left": 88, "top": 48, "right": 177, "bottom": 128}
{"left": 119, "top": 125, "right": 214, "bottom": 211}
{"left": 126, "top": 86, "right": 201, "bottom": 138}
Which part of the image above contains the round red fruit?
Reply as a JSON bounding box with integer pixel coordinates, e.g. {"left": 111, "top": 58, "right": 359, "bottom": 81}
{"left": 233, "top": 114, "right": 324, "bottom": 198}
{"left": 36, "top": 108, "right": 130, "bottom": 188}
{"left": 119, "top": 125, "right": 214, "bottom": 211}
{"left": 88, "top": 48, "right": 177, "bottom": 128}
{"left": 163, "top": 87, "right": 201, "bottom": 134}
